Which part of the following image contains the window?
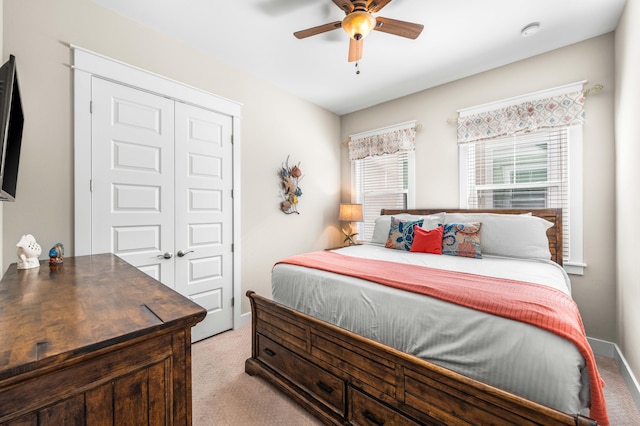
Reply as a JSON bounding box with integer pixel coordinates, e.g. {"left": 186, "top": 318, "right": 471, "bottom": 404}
{"left": 347, "top": 121, "right": 417, "bottom": 242}
{"left": 457, "top": 82, "right": 585, "bottom": 275}
{"left": 460, "top": 125, "right": 584, "bottom": 274}
{"left": 464, "top": 128, "right": 567, "bottom": 209}
{"left": 352, "top": 151, "right": 415, "bottom": 241}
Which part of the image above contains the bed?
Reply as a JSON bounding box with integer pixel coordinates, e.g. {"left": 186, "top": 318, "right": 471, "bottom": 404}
{"left": 245, "top": 209, "right": 606, "bottom": 425}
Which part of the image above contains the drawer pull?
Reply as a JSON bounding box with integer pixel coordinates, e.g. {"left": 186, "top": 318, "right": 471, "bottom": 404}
{"left": 263, "top": 348, "right": 276, "bottom": 357}
{"left": 315, "top": 380, "right": 334, "bottom": 394}
{"left": 363, "top": 410, "right": 384, "bottom": 426}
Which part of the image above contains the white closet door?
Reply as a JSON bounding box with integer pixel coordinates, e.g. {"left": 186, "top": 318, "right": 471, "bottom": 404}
{"left": 91, "top": 77, "right": 176, "bottom": 288}
{"left": 174, "top": 102, "right": 234, "bottom": 341}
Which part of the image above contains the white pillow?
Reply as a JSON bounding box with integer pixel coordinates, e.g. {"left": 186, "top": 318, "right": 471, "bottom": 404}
{"left": 370, "top": 212, "right": 444, "bottom": 244}
{"left": 444, "top": 212, "right": 553, "bottom": 260}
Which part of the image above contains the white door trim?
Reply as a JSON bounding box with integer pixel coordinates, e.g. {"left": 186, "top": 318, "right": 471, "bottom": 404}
{"left": 72, "top": 46, "right": 244, "bottom": 330}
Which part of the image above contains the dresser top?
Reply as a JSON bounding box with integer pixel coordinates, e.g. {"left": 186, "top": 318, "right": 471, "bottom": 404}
{"left": 0, "top": 253, "right": 206, "bottom": 379}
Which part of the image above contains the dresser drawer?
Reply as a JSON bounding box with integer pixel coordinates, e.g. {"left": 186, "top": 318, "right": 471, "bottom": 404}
{"left": 349, "top": 387, "right": 421, "bottom": 426}
{"left": 257, "top": 333, "right": 345, "bottom": 414}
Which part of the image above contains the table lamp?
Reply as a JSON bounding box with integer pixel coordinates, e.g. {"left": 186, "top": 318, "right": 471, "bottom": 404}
{"left": 339, "top": 203, "right": 363, "bottom": 246}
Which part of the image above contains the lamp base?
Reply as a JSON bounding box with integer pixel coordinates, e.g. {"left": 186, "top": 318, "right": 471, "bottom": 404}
{"left": 341, "top": 228, "right": 359, "bottom": 246}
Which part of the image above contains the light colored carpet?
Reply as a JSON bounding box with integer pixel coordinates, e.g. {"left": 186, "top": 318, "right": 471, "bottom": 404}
{"left": 192, "top": 325, "right": 640, "bottom": 425}
{"left": 596, "top": 355, "right": 640, "bottom": 425}
{"left": 192, "top": 325, "right": 320, "bottom": 425}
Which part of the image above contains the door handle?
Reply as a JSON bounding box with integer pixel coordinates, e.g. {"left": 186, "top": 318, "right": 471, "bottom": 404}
{"left": 157, "top": 252, "right": 173, "bottom": 259}
{"left": 177, "top": 250, "right": 194, "bottom": 257}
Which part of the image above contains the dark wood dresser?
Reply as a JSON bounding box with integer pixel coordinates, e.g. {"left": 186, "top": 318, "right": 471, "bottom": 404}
{"left": 0, "top": 254, "right": 206, "bottom": 425}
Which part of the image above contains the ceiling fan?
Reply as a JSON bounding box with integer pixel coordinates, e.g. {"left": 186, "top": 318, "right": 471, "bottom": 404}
{"left": 294, "top": 0, "right": 424, "bottom": 63}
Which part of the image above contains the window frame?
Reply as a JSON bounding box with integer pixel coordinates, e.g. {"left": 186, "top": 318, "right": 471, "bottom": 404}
{"left": 459, "top": 125, "right": 584, "bottom": 275}
{"left": 351, "top": 151, "right": 416, "bottom": 242}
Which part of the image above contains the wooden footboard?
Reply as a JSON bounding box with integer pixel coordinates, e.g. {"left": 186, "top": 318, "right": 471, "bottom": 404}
{"left": 245, "top": 291, "right": 596, "bottom": 425}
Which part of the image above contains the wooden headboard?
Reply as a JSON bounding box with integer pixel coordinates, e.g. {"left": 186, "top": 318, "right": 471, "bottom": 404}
{"left": 380, "top": 208, "right": 563, "bottom": 265}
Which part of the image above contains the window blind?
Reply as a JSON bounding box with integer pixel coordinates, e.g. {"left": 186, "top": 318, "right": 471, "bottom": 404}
{"left": 353, "top": 151, "right": 409, "bottom": 241}
{"left": 465, "top": 127, "right": 570, "bottom": 258}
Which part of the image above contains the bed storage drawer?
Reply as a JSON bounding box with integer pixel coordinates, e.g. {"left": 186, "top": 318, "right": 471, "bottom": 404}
{"left": 349, "top": 387, "right": 421, "bottom": 426}
{"left": 257, "top": 333, "right": 345, "bottom": 414}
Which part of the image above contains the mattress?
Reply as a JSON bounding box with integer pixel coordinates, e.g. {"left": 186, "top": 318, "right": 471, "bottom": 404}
{"left": 271, "top": 244, "right": 591, "bottom": 416}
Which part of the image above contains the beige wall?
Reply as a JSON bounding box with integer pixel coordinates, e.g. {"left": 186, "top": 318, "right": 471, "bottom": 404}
{"left": 1, "top": 0, "right": 342, "bottom": 315}
{"left": 615, "top": 0, "right": 640, "bottom": 381}
{"left": 341, "top": 34, "right": 618, "bottom": 343}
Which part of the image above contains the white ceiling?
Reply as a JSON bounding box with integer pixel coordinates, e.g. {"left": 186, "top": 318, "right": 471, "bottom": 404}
{"left": 90, "top": 0, "right": 626, "bottom": 115}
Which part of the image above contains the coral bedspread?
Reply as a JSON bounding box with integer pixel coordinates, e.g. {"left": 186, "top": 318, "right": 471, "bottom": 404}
{"left": 276, "top": 250, "right": 609, "bottom": 425}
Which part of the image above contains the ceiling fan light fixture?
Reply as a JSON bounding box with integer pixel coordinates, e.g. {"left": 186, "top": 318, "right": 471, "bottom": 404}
{"left": 342, "top": 11, "right": 376, "bottom": 40}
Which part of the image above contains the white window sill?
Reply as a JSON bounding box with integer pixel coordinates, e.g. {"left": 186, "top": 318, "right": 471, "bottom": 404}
{"left": 564, "top": 262, "right": 586, "bottom": 276}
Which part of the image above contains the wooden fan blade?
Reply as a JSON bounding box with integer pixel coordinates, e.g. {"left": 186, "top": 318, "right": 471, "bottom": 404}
{"left": 332, "top": 0, "right": 353, "bottom": 13}
{"left": 348, "top": 38, "right": 363, "bottom": 62}
{"left": 294, "top": 21, "right": 342, "bottom": 39}
{"left": 366, "top": 0, "right": 392, "bottom": 13}
{"left": 374, "top": 16, "right": 424, "bottom": 39}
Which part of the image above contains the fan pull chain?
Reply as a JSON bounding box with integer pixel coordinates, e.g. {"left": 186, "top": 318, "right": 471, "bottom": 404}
{"left": 355, "top": 62, "right": 360, "bottom": 75}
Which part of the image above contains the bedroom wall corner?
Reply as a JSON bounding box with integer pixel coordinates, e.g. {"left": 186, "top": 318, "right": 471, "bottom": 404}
{"left": 614, "top": 0, "right": 640, "bottom": 387}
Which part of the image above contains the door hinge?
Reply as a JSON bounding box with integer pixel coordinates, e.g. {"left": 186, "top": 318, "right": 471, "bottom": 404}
{"left": 231, "top": 243, "right": 234, "bottom": 253}
{"left": 230, "top": 134, "right": 234, "bottom": 145}
{"left": 89, "top": 179, "right": 93, "bottom": 192}
{"left": 231, "top": 297, "right": 234, "bottom": 307}
{"left": 89, "top": 101, "right": 93, "bottom": 114}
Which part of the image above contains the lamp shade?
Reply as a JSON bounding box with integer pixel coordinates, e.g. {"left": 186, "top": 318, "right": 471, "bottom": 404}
{"left": 339, "top": 203, "right": 363, "bottom": 222}
{"left": 342, "top": 11, "right": 376, "bottom": 40}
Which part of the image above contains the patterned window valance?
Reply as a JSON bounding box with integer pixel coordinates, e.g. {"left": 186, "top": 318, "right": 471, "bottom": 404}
{"left": 349, "top": 121, "right": 416, "bottom": 161}
{"left": 457, "top": 90, "right": 585, "bottom": 144}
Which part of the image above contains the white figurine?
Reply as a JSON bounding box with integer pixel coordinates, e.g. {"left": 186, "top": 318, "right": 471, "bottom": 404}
{"left": 16, "top": 234, "right": 42, "bottom": 270}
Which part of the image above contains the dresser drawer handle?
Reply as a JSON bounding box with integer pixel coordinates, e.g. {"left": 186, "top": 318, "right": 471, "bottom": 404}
{"left": 363, "top": 410, "right": 384, "bottom": 426}
{"left": 315, "top": 381, "right": 334, "bottom": 394}
{"left": 263, "top": 348, "right": 276, "bottom": 357}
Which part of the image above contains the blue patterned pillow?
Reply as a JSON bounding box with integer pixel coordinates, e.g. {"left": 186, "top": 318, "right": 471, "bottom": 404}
{"left": 385, "top": 217, "right": 424, "bottom": 251}
{"left": 442, "top": 222, "right": 482, "bottom": 258}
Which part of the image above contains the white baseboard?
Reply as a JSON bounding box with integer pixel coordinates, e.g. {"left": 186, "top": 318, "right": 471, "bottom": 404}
{"left": 234, "top": 311, "right": 252, "bottom": 330}
{"left": 588, "top": 337, "right": 640, "bottom": 410}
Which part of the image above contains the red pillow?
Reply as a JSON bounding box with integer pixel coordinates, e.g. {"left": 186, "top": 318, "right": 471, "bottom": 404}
{"left": 409, "top": 225, "right": 443, "bottom": 254}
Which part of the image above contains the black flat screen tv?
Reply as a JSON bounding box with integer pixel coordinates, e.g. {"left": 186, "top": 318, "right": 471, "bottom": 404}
{"left": 0, "top": 55, "right": 24, "bottom": 201}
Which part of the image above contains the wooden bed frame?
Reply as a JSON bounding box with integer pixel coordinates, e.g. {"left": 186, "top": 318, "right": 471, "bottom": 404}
{"left": 245, "top": 208, "right": 597, "bottom": 425}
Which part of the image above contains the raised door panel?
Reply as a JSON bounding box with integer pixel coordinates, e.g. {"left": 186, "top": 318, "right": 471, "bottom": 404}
{"left": 90, "top": 78, "right": 234, "bottom": 341}
{"left": 91, "top": 77, "right": 176, "bottom": 288}
{"left": 174, "top": 102, "right": 234, "bottom": 341}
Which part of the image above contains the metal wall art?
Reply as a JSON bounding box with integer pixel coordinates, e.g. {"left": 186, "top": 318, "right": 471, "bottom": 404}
{"left": 279, "top": 155, "right": 303, "bottom": 215}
